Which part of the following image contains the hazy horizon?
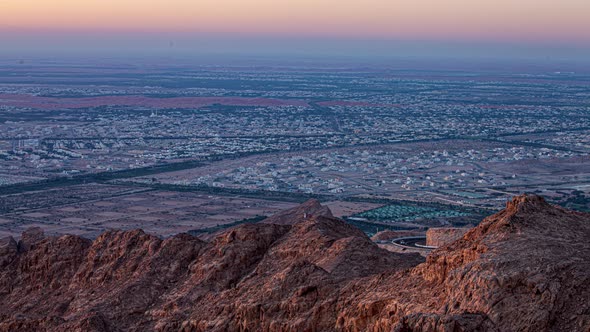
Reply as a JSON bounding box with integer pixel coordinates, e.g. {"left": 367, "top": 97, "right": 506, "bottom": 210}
{"left": 1, "top": 0, "right": 589, "bottom": 66}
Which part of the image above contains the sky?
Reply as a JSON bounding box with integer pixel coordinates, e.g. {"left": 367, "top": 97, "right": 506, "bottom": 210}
{"left": 1, "top": 0, "right": 589, "bottom": 61}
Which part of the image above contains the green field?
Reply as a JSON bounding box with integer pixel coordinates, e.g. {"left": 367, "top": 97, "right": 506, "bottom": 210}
{"left": 354, "top": 204, "right": 471, "bottom": 223}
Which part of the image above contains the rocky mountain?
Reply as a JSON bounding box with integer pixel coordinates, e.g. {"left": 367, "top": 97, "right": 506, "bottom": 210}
{"left": 260, "top": 198, "right": 333, "bottom": 225}
{"left": 425, "top": 227, "right": 470, "bottom": 247}
{"left": 0, "top": 194, "right": 588, "bottom": 331}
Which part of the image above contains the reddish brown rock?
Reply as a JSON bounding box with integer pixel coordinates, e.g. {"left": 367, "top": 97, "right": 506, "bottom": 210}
{"left": 339, "top": 194, "right": 590, "bottom": 331}
{"left": 425, "top": 227, "right": 470, "bottom": 247}
{"left": 262, "top": 198, "right": 333, "bottom": 225}
{"left": 17, "top": 227, "right": 45, "bottom": 252}
{"left": 0, "top": 195, "right": 588, "bottom": 331}
{"left": 0, "top": 236, "right": 18, "bottom": 267}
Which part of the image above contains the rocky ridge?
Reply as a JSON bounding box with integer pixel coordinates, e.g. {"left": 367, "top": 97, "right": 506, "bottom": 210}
{"left": 0, "top": 194, "right": 588, "bottom": 331}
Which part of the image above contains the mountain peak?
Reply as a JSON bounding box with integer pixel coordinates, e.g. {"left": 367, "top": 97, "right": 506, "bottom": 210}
{"left": 261, "top": 198, "right": 333, "bottom": 225}
{"left": 505, "top": 193, "right": 552, "bottom": 214}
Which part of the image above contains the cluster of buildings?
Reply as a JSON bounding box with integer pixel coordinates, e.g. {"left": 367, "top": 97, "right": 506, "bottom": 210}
{"left": 170, "top": 144, "right": 585, "bottom": 196}
{"left": 1, "top": 69, "right": 589, "bottom": 210}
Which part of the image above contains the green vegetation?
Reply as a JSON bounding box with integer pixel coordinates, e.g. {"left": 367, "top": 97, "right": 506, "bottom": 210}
{"left": 558, "top": 191, "right": 590, "bottom": 212}
{"left": 354, "top": 204, "right": 472, "bottom": 223}
{"left": 440, "top": 190, "right": 488, "bottom": 199}
{"left": 0, "top": 160, "right": 204, "bottom": 196}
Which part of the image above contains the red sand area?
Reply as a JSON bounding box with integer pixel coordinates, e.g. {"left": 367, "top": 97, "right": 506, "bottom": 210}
{"left": 318, "top": 101, "right": 402, "bottom": 108}
{"left": 0, "top": 94, "right": 309, "bottom": 110}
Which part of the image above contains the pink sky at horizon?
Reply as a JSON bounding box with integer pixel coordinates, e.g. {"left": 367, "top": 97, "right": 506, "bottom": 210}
{"left": 1, "top": 0, "right": 589, "bottom": 45}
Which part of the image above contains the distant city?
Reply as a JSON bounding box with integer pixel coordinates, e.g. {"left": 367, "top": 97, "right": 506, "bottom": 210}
{"left": 1, "top": 60, "right": 589, "bottom": 238}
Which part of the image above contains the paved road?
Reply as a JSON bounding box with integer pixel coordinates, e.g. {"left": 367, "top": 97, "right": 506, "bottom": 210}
{"left": 388, "top": 236, "right": 438, "bottom": 250}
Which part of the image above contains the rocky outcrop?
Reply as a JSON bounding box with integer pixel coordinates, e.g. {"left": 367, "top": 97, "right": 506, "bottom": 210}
{"left": 340, "top": 194, "right": 590, "bottom": 331}
{"left": 17, "top": 227, "right": 45, "bottom": 252}
{"left": 425, "top": 227, "right": 470, "bottom": 247}
{"left": 261, "top": 198, "right": 333, "bottom": 225}
{"left": 0, "top": 194, "right": 588, "bottom": 331}
{"left": 0, "top": 236, "right": 18, "bottom": 267}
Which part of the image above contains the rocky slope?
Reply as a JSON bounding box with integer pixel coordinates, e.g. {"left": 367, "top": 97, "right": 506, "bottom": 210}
{"left": 0, "top": 194, "right": 588, "bottom": 331}
{"left": 425, "top": 227, "right": 470, "bottom": 247}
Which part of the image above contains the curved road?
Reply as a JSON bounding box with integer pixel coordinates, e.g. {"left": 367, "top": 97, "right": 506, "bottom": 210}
{"left": 388, "top": 236, "right": 438, "bottom": 250}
